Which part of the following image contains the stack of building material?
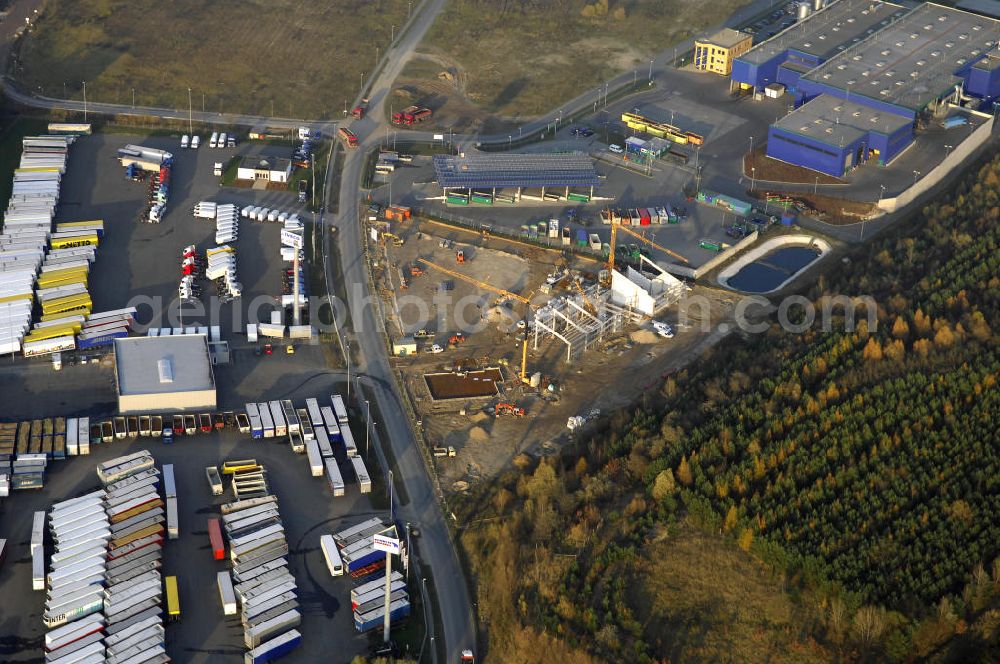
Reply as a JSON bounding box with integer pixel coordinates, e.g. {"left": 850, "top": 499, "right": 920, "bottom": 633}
{"left": 97, "top": 451, "right": 168, "bottom": 661}
{"left": 215, "top": 203, "right": 239, "bottom": 244}
{"left": 219, "top": 491, "right": 301, "bottom": 658}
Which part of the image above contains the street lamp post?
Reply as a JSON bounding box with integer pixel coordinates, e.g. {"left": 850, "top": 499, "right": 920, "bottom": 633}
{"left": 814, "top": 176, "right": 819, "bottom": 194}
{"left": 82, "top": 81, "right": 87, "bottom": 122}
{"left": 633, "top": 69, "right": 637, "bottom": 88}
{"left": 508, "top": 135, "right": 512, "bottom": 148}
{"left": 912, "top": 170, "right": 920, "bottom": 186}
{"left": 187, "top": 87, "right": 193, "bottom": 135}
{"left": 391, "top": 24, "right": 395, "bottom": 43}
{"left": 346, "top": 342, "right": 351, "bottom": 401}
{"left": 648, "top": 59, "right": 653, "bottom": 81}
{"left": 360, "top": 72, "right": 365, "bottom": 95}
{"left": 944, "top": 144, "right": 953, "bottom": 158}
{"left": 131, "top": 87, "right": 135, "bottom": 110}
{"left": 750, "top": 166, "right": 756, "bottom": 193}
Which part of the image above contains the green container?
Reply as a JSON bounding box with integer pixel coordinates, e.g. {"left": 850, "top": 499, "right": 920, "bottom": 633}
{"left": 446, "top": 195, "right": 469, "bottom": 206}
{"left": 471, "top": 195, "right": 493, "bottom": 205}
{"left": 567, "top": 193, "right": 590, "bottom": 202}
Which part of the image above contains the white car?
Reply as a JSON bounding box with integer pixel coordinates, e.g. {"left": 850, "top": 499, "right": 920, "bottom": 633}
{"left": 430, "top": 344, "right": 444, "bottom": 353}
{"left": 608, "top": 144, "right": 624, "bottom": 154}
{"left": 652, "top": 320, "right": 674, "bottom": 338}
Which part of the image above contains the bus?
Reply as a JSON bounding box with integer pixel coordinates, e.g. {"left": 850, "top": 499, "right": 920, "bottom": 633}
{"left": 165, "top": 575, "right": 181, "bottom": 622}
{"left": 320, "top": 534, "right": 343, "bottom": 576}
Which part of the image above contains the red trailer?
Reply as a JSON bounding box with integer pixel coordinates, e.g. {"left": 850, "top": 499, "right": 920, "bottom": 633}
{"left": 412, "top": 108, "right": 433, "bottom": 123}
{"left": 639, "top": 208, "right": 651, "bottom": 226}
{"left": 207, "top": 518, "right": 225, "bottom": 560}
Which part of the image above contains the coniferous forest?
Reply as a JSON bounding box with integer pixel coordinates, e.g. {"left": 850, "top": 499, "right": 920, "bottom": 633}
{"left": 456, "top": 154, "right": 1000, "bottom": 663}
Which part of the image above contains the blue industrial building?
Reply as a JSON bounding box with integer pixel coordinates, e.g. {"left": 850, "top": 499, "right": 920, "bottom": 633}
{"left": 734, "top": 1, "right": 1000, "bottom": 176}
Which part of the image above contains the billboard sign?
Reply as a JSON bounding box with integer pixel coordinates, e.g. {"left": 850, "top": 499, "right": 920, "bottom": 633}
{"left": 372, "top": 534, "right": 400, "bottom": 555}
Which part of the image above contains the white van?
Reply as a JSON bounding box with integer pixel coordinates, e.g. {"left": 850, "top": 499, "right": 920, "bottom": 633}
{"left": 218, "top": 132, "right": 227, "bottom": 148}
{"left": 191, "top": 135, "right": 201, "bottom": 149}
{"left": 209, "top": 132, "right": 219, "bottom": 148}
{"left": 181, "top": 135, "right": 189, "bottom": 149}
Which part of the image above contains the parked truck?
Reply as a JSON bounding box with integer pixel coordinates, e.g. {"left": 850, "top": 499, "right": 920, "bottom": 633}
{"left": 337, "top": 127, "right": 359, "bottom": 149}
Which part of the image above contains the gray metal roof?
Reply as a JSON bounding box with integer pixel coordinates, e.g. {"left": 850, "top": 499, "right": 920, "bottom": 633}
{"left": 433, "top": 153, "right": 600, "bottom": 189}
{"left": 740, "top": 0, "right": 907, "bottom": 65}
{"left": 698, "top": 28, "right": 752, "bottom": 49}
{"left": 801, "top": 3, "right": 1000, "bottom": 111}
{"left": 956, "top": 0, "right": 1000, "bottom": 20}
{"left": 773, "top": 94, "right": 913, "bottom": 146}
{"left": 115, "top": 335, "right": 215, "bottom": 395}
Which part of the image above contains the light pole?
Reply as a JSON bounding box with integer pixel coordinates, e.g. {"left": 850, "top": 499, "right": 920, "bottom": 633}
{"left": 912, "top": 170, "right": 920, "bottom": 186}
{"left": 648, "top": 59, "right": 653, "bottom": 81}
{"left": 633, "top": 69, "right": 637, "bottom": 88}
{"left": 360, "top": 72, "right": 365, "bottom": 95}
{"left": 82, "top": 81, "right": 87, "bottom": 122}
{"left": 750, "top": 166, "right": 756, "bottom": 193}
{"left": 365, "top": 400, "right": 371, "bottom": 457}
{"left": 391, "top": 24, "right": 395, "bottom": 42}
{"left": 408, "top": 0, "right": 412, "bottom": 17}
{"left": 187, "top": 87, "right": 193, "bottom": 135}
{"left": 944, "top": 144, "right": 953, "bottom": 158}
{"left": 376, "top": 46, "right": 380, "bottom": 67}
{"left": 131, "top": 87, "right": 135, "bottom": 110}
{"left": 346, "top": 341, "right": 351, "bottom": 401}
{"left": 508, "top": 135, "right": 512, "bottom": 148}
{"left": 814, "top": 176, "right": 819, "bottom": 194}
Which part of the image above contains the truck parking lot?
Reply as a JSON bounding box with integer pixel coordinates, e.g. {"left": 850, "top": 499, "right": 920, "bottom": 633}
{"left": 0, "top": 425, "right": 398, "bottom": 663}
{"left": 0, "top": 131, "right": 343, "bottom": 419}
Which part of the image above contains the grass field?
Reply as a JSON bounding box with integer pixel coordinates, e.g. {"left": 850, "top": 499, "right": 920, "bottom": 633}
{"left": 416, "top": 0, "right": 750, "bottom": 118}
{"left": 12, "top": 0, "right": 409, "bottom": 120}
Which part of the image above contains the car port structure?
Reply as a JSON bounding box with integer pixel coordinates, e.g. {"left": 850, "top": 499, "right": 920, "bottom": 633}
{"left": 431, "top": 153, "right": 601, "bottom": 205}
{"left": 733, "top": 0, "right": 1000, "bottom": 177}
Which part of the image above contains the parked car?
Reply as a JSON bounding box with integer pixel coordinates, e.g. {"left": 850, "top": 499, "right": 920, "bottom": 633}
{"left": 609, "top": 144, "right": 624, "bottom": 154}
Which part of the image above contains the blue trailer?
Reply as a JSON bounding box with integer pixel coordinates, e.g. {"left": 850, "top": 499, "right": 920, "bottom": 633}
{"left": 354, "top": 598, "right": 411, "bottom": 633}
{"left": 76, "top": 330, "right": 128, "bottom": 350}
{"left": 244, "top": 628, "right": 301, "bottom": 664}
{"left": 345, "top": 547, "right": 383, "bottom": 573}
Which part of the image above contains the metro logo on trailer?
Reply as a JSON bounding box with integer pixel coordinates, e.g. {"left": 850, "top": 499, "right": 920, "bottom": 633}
{"left": 372, "top": 534, "right": 400, "bottom": 555}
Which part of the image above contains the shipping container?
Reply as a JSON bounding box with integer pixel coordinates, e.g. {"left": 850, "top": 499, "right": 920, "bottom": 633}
{"left": 324, "top": 458, "right": 345, "bottom": 497}
{"left": 208, "top": 518, "right": 225, "bottom": 560}
{"left": 305, "top": 398, "right": 323, "bottom": 427}
{"left": 268, "top": 401, "right": 286, "bottom": 437}
{"left": 305, "top": 440, "right": 323, "bottom": 477}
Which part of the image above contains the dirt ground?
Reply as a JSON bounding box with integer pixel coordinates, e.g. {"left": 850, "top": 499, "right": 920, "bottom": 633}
{"left": 743, "top": 146, "right": 845, "bottom": 185}
{"left": 749, "top": 188, "right": 878, "bottom": 224}
{"left": 368, "top": 217, "right": 741, "bottom": 489}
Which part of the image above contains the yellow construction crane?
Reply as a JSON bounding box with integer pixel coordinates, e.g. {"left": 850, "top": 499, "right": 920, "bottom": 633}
{"left": 608, "top": 221, "right": 689, "bottom": 275}
{"left": 418, "top": 258, "right": 534, "bottom": 384}
{"left": 570, "top": 276, "right": 598, "bottom": 315}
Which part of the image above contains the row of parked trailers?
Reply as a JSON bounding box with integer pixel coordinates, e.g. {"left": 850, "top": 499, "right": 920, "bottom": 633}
{"left": 0, "top": 132, "right": 94, "bottom": 355}
{"left": 330, "top": 518, "right": 411, "bottom": 632}
{"left": 243, "top": 396, "right": 370, "bottom": 496}
{"left": 214, "top": 489, "right": 303, "bottom": 662}
{"left": 39, "top": 451, "right": 171, "bottom": 664}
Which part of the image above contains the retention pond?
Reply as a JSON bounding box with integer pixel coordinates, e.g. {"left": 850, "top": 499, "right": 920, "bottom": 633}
{"left": 718, "top": 235, "right": 830, "bottom": 293}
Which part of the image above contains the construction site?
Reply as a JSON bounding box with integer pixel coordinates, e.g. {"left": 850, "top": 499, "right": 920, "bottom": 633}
{"left": 364, "top": 206, "right": 738, "bottom": 486}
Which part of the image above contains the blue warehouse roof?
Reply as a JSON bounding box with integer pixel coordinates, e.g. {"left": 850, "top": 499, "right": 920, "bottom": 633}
{"left": 433, "top": 153, "right": 600, "bottom": 189}
{"left": 773, "top": 94, "right": 912, "bottom": 146}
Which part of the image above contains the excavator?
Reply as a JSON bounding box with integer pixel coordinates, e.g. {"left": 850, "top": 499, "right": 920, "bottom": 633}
{"left": 495, "top": 402, "right": 525, "bottom": 417}
{"left": 418, "top": 258, "right": 534, "bottom": 385}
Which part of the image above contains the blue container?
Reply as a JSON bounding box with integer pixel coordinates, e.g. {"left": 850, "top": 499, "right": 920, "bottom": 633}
{"left": 781, "top": 210, "right": 796, "bottom": 226}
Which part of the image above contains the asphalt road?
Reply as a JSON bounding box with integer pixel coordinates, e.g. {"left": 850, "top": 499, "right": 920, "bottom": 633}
{"left": 319, "top": 3, "right": 479, "bottom": 663}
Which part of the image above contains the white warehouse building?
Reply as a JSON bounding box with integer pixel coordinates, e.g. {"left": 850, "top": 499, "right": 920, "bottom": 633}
{"left": 236, "top": 156, "right": 292, "bottom": 184}
{"left": 114, "top": 335, "right": 217, "bottom": 413}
